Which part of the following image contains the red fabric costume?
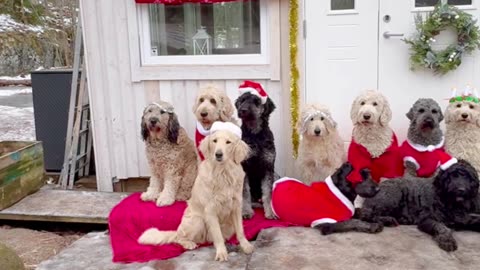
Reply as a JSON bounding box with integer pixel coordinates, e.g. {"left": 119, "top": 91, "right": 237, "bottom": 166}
{"left": 347, "top": 134, "right": 404, "bottom": 183}
{"left": 195, "top": 122, "right": 210, "bottom": 161}
{"left": 109, "top": 193, "right": 293, "bottom": 263}
{"left": 400, "top": 138, "right": 457, "bottom": 178}
{"left": 271, "top": 177, "right": 355, "bottom": 227}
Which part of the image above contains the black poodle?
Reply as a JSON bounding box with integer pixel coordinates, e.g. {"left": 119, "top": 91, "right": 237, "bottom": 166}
{"left": 359, "top": 160, "right": 480, "bottom": 251}
{"left": 314, "top": 163, "right": 383, "bottom": 235}
{"left": 235, "top": 92, "right": 276, "bottom": 219}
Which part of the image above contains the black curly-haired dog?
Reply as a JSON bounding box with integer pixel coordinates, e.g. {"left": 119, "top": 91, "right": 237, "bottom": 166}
{"left": 359, "top": 160, "right": 480, "bottom": 251}
{"left": 235, "top": 92, "right": 276, "bottom": 219}
{"left": 313, "top": 163, "right": 383, "bottom": 235}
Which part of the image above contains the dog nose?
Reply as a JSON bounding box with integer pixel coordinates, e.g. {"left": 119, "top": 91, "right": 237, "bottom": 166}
{"left": 215, "top": 151, "right": 223, "bottom": 160}
{"left": 200, "top": 112, "right": 208, "bottom": 117}
{"left": 150, "top": 118, "right": 159, "bottom": 125}
{"left": 462, "top": 113, "right": 468, "bottom": 119}
{"left": 314, "top": 128, "right": 321, "bottom": 135}
{"left": 363, "top": 114, "right": 371, "bottom": 120}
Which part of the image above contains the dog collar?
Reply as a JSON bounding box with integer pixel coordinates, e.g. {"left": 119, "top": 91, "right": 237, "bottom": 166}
{"left": 406, "top": 137, "right": 444, "bottom": 152}
{"left": 150, "top": 102, "right": 174, "bottom": 114}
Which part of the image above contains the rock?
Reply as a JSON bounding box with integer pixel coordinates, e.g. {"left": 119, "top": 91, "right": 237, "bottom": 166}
{"left": 0, "top": 242, "right": 25, "bottom": 270}
{"left": 249, "top": 226, "right": 480, "bottom": 270}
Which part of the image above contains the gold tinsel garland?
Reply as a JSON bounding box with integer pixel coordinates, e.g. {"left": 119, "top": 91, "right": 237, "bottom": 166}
{"left": 289, "top": 0, "right": 300, "bottom": 158}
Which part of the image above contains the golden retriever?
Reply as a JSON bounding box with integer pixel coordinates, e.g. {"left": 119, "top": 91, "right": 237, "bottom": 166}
{"left": 138, "top": 122, "right": 254, "bottom": 262}
{"left": 296, "top": 104, "right": 346, "bottom": 184}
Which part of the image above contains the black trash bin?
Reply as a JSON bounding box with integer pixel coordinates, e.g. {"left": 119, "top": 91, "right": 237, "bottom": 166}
{"left": 31, "top": 69, "right": 96, "bottom": 174}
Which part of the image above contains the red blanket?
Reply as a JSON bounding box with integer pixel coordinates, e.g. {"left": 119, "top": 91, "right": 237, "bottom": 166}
{"left": 109, "top": 193, "right": 292, "bottom": 263}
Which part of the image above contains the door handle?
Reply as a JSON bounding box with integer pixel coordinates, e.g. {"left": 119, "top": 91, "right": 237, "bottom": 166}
{"left": 383, "top": 31, "right": 404, "bottom": 38}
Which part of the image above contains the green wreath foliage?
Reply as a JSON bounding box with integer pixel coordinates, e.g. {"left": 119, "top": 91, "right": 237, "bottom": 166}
{"left": 404, "top": 2, "right": 480, "bottom": 75}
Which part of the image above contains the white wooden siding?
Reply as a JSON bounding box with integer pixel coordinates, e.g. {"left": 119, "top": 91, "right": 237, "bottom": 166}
{"left": 79, "top": 0, "right": 290, "bottom": 191}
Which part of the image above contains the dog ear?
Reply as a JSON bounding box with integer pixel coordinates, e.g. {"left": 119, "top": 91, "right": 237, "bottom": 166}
{"left": 437, "top": 107, "right": 444, "bottom": 122}
{"left": 350, "top": 96, "right": 360, "bottom": 123}
{"left": 262, "top": 98, "right": 276, "bottom": 118}
{"left": 199, "top": 135, "right": 211, "bottom": 160}
{"left": 406, "top": 107, "right": 414, "bottom": 121}
{"left": 192, "top": 96, "right": 199, "bottom": 114}
{"left": 444, "top": 107, "right": 453, "bottom": 124}
{"left": 433, "top": 167, "right": 449, "bottom": 196}
{"left": 219, "top": 93, "right": 234, "bottom": 121}
{"left": 233, "top": 140, "right": 250, "bottom": 164}
{"left": 379, "top": 103, "right": 392, "bottom": 127}
{"left": 167, "top": 113, "right": 180, "bottom": 144}
{"left": 141, "top": 115, "right": 149, "bottom": 141}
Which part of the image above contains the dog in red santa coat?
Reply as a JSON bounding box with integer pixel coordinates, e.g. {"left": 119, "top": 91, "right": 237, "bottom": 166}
{"left": 400, "top": 98, "right": 457, "bottom": 177}
{"left": 347, "top": 90, "right": 404, "bottom": 184}
{"left": 271, "top": 162, "right": 383, "bottom": 235}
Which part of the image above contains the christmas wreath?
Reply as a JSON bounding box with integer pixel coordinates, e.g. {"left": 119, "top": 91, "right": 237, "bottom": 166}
{"left": 404, "top": 2, "right": 480, "bottom": 75}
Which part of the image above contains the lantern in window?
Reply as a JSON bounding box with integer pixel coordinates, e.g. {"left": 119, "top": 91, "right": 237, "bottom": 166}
{"left": 192, "top": 27, "right": 212, "bottom": 55}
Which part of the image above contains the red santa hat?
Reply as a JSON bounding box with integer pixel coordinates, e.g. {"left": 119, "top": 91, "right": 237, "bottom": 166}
{"left": 210, "top": 121, "right": 242, "bottom": 139}
{"left": 238, "top": 80, "right": 268, "bottom": 104}
{"left": 439, "top": 151, "right": 458, "bottom": 170}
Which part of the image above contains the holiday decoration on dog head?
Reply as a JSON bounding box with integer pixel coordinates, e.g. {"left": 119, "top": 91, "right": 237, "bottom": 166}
{"left": 300, "top": 110, "right": 337, "bottom": 134}
{"left": 238, "top": 81, "right": 268, "bottom": 104}
{"left": 449, "top": 86, "right": 480, "bottom": 104}
{"left": 146, "top": 102, "right": 174, "bottom": 114}
{"left": 210, "top": 121, "right": 242, "bottom": 139}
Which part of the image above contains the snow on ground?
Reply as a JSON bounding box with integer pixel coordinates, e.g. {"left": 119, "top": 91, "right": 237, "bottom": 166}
{"left": 0, "top": 14, "right": 44, "bottom": 33}
{"left": 0, "top": 87, "right": 35, "bottom": 142}
{"left": 0, "top": 74, "right": 31, "bottom": 81}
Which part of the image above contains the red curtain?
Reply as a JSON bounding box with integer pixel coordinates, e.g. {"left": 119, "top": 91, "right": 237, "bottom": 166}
{"left": 135, "top": 0, "right": 241, "bottom": 4}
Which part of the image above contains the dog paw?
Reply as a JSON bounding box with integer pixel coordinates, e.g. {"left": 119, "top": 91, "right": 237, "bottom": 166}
{"left": 240, "top": 241, "right": 254, "bottom": 254}
{"left": 319, "top": 224, "right": 335, "bottom": 235}
{"left": 435, "top": 234, "right": 458, "bottom": 252}
{"left": 263, "top": 206, "right": 277, "bottom": 220}
{"left": 138, "top": 228, "right": 160, "bottom": 245}
{"left": 215, "top": 248, "right": 229, "bottom": 262}
{"left": 378, "top": 216, "right": 399, "bottom": 227}
{"left": 156, "top": 194, "right": 175, "bottom": 207}
{"left": 368, "top": 223, "right": 384, "bottom": 234}
{"left": 141, "top": 191, "right": 158, "bottom": 202}
{"left": 242, "top": 208, "right": 254, "bottom": 219}
{"left": 179, "top": 240, "right": 197, "bottom": 250}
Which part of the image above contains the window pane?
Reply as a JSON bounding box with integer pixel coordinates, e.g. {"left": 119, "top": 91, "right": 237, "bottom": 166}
{"left": 331, "top": 0, "right": 355, "bottom": 10}
{"left": 148, "top": 0, "right": 261, "bottom": 56}
{"left": 415, "top": 0, "right": 440, "bottom": 7}
{"left": 448, "top": 0, "right": 472, "bottom": 5}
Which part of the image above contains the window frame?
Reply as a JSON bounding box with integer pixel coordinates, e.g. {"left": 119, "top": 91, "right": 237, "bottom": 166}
{"left": 138, "top": 0, "right": 269, "bottom": 66}
{"left": 412, "top": 0, "right": 476, "bottom": 12}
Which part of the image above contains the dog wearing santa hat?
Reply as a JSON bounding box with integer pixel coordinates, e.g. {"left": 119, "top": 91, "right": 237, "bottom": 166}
{"left": 400, "top": 98, "right": 457, "bottom": 177}
{"left": 271, "top": 162, "right": 383, "bottom": 235}
{"left": 445, "top": 87, "right": 480, "bottom": 174}
{"left": 235, "top": 80, "right": 277, "bottom": 220}
{"left": 347, "top": 90, "right": 404, "bottom": 184}
{"left": 192, "top": 85, "right": 236, "bottom": 161}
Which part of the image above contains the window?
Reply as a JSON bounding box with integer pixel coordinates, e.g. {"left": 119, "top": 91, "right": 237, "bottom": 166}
{"left": 331, "top": 0, "right": 355, "bottom": 10}
{"left": 139, "top": 0, "right": 268, "bottom": 65}
{"left": 415, "top": 0, "right": 472, "bottom": 7}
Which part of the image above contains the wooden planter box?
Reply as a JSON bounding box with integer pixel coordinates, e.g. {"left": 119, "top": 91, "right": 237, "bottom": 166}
{"left": 0, "top": 141, "right": 45, "bottom": 210}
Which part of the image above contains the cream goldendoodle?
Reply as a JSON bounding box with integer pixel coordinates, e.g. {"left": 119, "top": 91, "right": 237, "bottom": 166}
{"left": 138, "top": 122, "right": 254, "bottom": 262}
{"left": 296, "top": 104, "right": 346, "bottom": 185}
{"left": 445, "top": 97, "right": 480, "bottom": 173}
{"left": 140, "top": 101, "right": 198, "bottom": 206}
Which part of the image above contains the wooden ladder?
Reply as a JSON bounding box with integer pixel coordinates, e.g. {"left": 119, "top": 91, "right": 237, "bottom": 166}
{"left": 59, "top": 16, "right": 93, "bottom": 189}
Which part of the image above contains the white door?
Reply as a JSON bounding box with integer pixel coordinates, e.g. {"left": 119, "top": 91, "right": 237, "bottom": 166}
{"left": 304, "top": 0, "right": 379, "bottom": 141}
{"left": 379, "top": 0, "right": 480, "bottom": 141}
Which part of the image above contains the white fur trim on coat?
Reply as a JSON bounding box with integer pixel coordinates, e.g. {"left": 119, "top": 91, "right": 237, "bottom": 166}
{"left": 196, "top": 122, "right": 210, "bottom": 136}
{"left": 310, "top": 218, "right": 337, "bottom": 227}
{"left": 407, "top": 137, "right": 444, "bottom": 152}
{"left": 325, "top": 176, "right": 355, "bottom": 215}
{"left": 403, "top": 156, "right": 420, "bottom": 170}
{"left": 440, "top": 158, "right": 458, "bottom": 170}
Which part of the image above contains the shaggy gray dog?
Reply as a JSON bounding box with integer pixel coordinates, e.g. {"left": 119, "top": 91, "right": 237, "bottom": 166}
{"left": 403, "top": 98, "right": 444, "bottom": 174}
{"left": 359, "top": 160, "right": 480, "bottom": 252}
